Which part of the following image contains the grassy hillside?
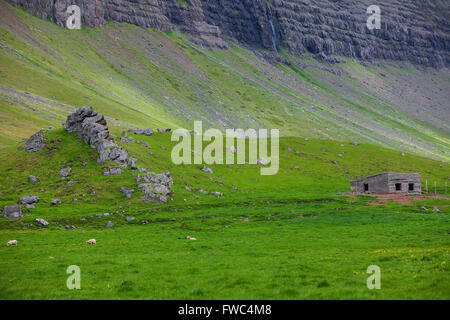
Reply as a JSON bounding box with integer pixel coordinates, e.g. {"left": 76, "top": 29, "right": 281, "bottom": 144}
{"left": 0, "top": 1, "right": 449, "bottom": 161}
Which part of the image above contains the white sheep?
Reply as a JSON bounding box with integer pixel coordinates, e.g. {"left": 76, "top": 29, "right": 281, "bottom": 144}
{"left": 7, "top": 240, "right": 18, "bottom": 246}
{"left": 86, "top": 239, "right": 96, "bottom": 245}
{"left": 186, "top": 236, "right": 197, "bottom": 241}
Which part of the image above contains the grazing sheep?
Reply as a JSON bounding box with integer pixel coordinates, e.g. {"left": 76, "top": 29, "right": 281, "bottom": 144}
{"left": 186, "top": 236, "right": 197, "bottom": 241}
{"left": 7, "top": 240, "right": 17, "bottom": 246}
{"left": 86, "top": 239, "right": 96, "bottom": 245}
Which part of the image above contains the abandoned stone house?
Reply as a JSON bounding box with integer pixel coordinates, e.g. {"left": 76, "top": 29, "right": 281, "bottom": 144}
{"left": 350, "top": 172, "right": 421, "bottom": 194}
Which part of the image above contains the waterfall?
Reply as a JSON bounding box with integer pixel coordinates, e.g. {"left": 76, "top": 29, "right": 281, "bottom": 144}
{"left": 267, "top": 3, "right": 277, "bottom": 52}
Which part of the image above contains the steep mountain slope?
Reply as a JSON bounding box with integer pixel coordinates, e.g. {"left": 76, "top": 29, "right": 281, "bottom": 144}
{"left": 6, "top": 0, "right": 450, "bottom": 68}
{"left": 0, "top": 2, "right": 449, "bottom": 161}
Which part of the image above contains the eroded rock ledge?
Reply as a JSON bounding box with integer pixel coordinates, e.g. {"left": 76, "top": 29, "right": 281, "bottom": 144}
{"left": 63, "top": 106, "right": 129, "bottom": 164}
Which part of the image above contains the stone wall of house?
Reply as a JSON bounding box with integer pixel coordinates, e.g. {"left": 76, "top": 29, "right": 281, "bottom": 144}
{"left": 387, "top": 172, "right": 421, "bottom": 194}
{"left": 351, "top": 172, "right": 421, "bottom": 194}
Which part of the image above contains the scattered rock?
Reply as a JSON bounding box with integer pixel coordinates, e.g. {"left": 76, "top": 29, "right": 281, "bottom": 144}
{"left": 401, "top": 153, "right": 406, "bottom": 157}
{"left": 433, "top": 207, "right": 441, "bottom": 213}
{"left": 19, "top": 195, "right": 39, "bottom": 205}
{"left": 51, "top": 199, "right": 62, "bottom": 206}
{"left": 197, "top": 189, "right": 207, "bottom": 194}
{"left": 186, "top": 236, "right": 197, "bottom": 241}
{"left": 139, "top": 141, "right": 151, "bottom": 148}
{"left": 125, "top": 217, "right": 135, "bottom": 222}
{"left": 59, "top": 167, "right": 72, "bottom": 178}
{"left": 257, "top": 158, "right": 268, "bottom": 166}
{"left": 337, "top": 154, "right": 343, "bottom": 157}
{"left": 352, "top": 142, "right": 358, "bottom": 146}
{"left": 128, "top": 157, "right": 138, "bottom": 170}
{"left": 210, "top": 191, "right": 223, "bottom": 197}
{"left": 35, "top": 218, "right": 49, "bottom": 226}
{"left": 25, "top": 204, "right": 35, "bottom": 209}
{"left": 65, "top": 225, "right": 76, "bottom": 230}
{"left": 106, "top": 221, "right": 114, "bottom": 228}
{"left": 129, "top": 128, "right": 154, "bottom": 136}
{"left": 86, "top": 239, "right": 96, "bottom": 245}
{"left": 103, "top": 167, "right": 125, "bottom": 176}
{"left": 28, "top": 176, "right": 38, "bottom": 184}
{"left": 120, "top": 187, "right": 135, "bottom": 199}
{"left": 331, "top": 160, "right": 338, "bottom": 164}
{"left": 201, "top": 166, "right": 214, "bottom": 173}
{"left": 157, "top": 128, "right": 165, "bottom": 133}
{"left": 3, "top": 205, "right": 22, "bottom": 219}
{"left": 420, "top": 206, "right": 428, "bottom": 211}
{"left": 118, "top": 137, "right": 130, "bottom": 143}
{"left": 67, "top": 180, "right": 77, "bottom": 186}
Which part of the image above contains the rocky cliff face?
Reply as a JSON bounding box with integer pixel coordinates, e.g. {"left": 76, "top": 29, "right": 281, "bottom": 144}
{"left": 5, "top": 0, "right": 449, "bottom": 68}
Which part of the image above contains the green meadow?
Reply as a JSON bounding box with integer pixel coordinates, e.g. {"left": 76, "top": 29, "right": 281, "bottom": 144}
{"left": 0, "top": 130, "right": 448, "bottom": 299}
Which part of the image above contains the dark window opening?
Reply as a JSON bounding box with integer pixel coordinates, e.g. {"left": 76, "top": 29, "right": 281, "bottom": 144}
{"left": 409, "top": 183, "right": 414, "bottom": 191}
{"left": 364, "top": 183, "right": 369, "bottom": 191}
{"left": 395, "top": 183, "right": 402, "bottom": 191}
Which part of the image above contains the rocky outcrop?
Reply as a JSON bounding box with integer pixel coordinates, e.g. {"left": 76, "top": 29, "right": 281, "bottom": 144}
{"left": 138, "top": 172, "right": 173, "bottom": 203}
{"left": 3, "top": 205, "right": 22, "bottom": 219}
{"left": 24, "top": 130, "right": 46, "bottom": 153}
{"left": 128, "top": 128, "right": 154, "bottom": 136}
{"left": 64, "top": 106, "right": 128, "bottom": 164}
{"left": 6, "top": 0, "right": 450, "bottom": 67}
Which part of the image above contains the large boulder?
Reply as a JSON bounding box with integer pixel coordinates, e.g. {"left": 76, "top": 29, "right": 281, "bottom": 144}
{"left": 19, "top": 195, "right": 39, "bottom": 205}
{"left": 24, "top": 130, "right": 46, "bottom": 153}
{"left": 138, "top": 172, "right": 173, "bottom": 203}
{"left": 3, "top": 205, "right": 22, "bottom": 219}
